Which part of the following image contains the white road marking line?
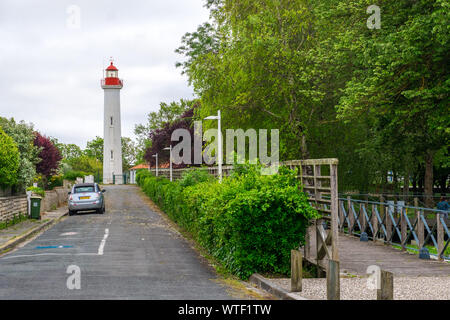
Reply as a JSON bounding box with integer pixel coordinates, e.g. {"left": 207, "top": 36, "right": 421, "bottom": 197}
{"left": 97, "top": 228, "right": 109, "bottom": 255}
{"left": 60, "top": 232, "right": 78, "bottom": 236}
{"left": 31, "top": 237, "right": 104, "bottom": 241}
{"left": 1, "top": 253, "right": 98, "bottom": 260}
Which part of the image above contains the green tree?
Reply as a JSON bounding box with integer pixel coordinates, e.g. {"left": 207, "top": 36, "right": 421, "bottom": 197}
{"left": 329, "top": 0, "right": 449, "bottom": 204}
{"left": 85, "top": 136, "right": 104, "bottom": 162}
{"left": 134, "top": 99, "right": 193, "bottom": 162}
{"left": 82, "top": 136, "right": 137, "bottom": 172}
{"left": 176, "top": 0, "right": 371, "bottom": 189}
{"left": 176, "top": 0, "right": 449, "bottom": 198}
{"left": 0, "top": 117, "right": 40, "bottom": 191}
{"left": 66, "top": 155, "right": 102, "bottom": 175}
{"left": 122, "top": 137, "right": 137, "bottom": 171}
{"left": 50, "top": 137, "right": 83, "bottom": 162}
{"left": 0, "top": 127, "right": 20, "bottom": 188}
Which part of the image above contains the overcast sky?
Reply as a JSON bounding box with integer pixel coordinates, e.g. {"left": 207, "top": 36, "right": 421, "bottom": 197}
{"left": 0, "top": 0, "right": 210, "bottom": 148}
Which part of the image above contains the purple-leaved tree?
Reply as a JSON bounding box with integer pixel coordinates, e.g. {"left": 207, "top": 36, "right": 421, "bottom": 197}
{"left": 144, "top": 107, "right": 199, "bottom": 169}
{"left": 34, "top": 132, "right": 62, "bottom": 180}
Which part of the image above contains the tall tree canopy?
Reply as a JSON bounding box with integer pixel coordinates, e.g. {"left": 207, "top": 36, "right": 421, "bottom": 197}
{"left": 134, "top": 99, "right": 194, "bottom": 163}
{"left": 175, "top": 0, "right": 449, "bottom": 198}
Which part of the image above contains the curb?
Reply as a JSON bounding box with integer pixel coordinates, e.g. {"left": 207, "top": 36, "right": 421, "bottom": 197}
{"left": 249, "top": 273, "right": 308, "bottom": 300}
{"left": 0, "top": 210, "right": 68, "bottom": 255}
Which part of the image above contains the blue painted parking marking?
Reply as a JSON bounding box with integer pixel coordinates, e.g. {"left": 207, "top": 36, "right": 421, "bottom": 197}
{"left": 35, "top": 245, "right": 74, "bottom": 249}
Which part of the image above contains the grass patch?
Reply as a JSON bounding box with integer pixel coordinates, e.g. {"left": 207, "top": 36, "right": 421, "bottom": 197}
{"left": 392, "top": 243, "right": 450, "bottom": 257}
{"left": 0, "top": 214, "right": 29, "bottom": 230}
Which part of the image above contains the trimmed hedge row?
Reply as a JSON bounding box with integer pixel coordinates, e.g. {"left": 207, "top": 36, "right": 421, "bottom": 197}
{"left": 137, "top": 165, "right": 318, "bottom": 279}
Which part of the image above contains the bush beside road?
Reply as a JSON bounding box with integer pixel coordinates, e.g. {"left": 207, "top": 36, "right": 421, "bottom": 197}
{"left": 137, "top": 165, "right": 319, "bottom": 279}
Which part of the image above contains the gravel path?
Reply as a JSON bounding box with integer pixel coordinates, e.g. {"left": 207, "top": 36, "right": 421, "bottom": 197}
{"left": 269, "top": 276, "right": 450, "bottom": 300}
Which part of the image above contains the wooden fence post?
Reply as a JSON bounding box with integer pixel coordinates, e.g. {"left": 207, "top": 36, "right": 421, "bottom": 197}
{"left": 291, "top": 250, "right": 302, "bottom": 292}
{"left": 315, "top": 219, "right": 322, "bottom": 275}
{"left": 327, "top": 260, "right": 340, "bottom": 300}
{"left": 304, "top": 224, "right": 314, "bottom": 261}
{"left": 377, "top": 270, "right": 394, "bottom": 300}
{"left": 339, "top": 200, "right": 344, "bottom": 232}
{"left": 330, "top": 164, "right": 339, "bottom": 261}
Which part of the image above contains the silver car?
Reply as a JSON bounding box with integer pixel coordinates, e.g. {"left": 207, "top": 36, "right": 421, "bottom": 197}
{"left": 68, "top": 183, "right": 106, "bottom": 216}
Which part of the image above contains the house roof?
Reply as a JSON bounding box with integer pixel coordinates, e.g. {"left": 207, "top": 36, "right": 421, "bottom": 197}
{"left": 129, "top": 163, "right": 149, "bottom": 170}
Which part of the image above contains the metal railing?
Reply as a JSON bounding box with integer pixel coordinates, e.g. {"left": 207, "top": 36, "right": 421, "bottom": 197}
{"left": 323, "top": 197, "right": 450, "bottom": 260}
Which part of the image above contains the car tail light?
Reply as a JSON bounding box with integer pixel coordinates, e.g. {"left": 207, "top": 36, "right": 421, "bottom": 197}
{"left": 69, "top": 195, "right": 73, "bottom": 201}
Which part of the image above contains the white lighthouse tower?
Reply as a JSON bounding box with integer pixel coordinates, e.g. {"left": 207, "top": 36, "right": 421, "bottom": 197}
{"left": 101, "top": 60, "right": 123, "bottom": 184}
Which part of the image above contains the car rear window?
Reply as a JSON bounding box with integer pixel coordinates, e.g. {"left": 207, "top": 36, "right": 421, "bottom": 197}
{"left": 74, "top": 186, "right": 95, "bottom": 193}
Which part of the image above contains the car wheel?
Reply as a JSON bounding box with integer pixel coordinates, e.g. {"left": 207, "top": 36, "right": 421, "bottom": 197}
{"left": 69, "top": 210, "right": 76, "bottom": 216}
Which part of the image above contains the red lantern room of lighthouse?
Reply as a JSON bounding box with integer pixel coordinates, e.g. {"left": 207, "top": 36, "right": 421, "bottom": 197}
{"left": 101, "top": 62, "right": 123, "bottom": 87}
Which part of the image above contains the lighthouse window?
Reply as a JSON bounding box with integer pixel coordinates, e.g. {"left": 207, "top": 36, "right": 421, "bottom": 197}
{"left": 110, "top": 117, "right": 113, "bottom": 126}
{"left": 111, "top": 150, "right": 114, "bottom": 159}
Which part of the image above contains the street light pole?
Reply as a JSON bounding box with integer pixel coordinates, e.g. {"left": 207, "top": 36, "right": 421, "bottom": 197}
{"left": 163, "top": 146, "right": 172, "bottom": 181}
{"left": 152, "top": 153, "right": 158, "bottom": 177}
{"left": 218, "top": 110, "right": 222, "bottom": 183}
{"left": 204, "top": 110, "right": 222, "bottom": 183}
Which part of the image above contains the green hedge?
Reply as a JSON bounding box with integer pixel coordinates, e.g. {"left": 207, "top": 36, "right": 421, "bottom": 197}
{"left": 137, "top": 165, "right": 318, "bottom": 279}
{"left": 63, "top": 170, "right": 89, "bottom": 181}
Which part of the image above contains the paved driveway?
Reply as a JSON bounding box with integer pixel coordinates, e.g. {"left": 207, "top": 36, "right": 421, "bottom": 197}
{"left": 0, "top": 185, "right": 248, "bottom": 299}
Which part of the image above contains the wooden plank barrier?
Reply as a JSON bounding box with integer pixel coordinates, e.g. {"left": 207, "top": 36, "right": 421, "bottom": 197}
{"left": 290, "top": 250, "right": 302, "bottom": 292}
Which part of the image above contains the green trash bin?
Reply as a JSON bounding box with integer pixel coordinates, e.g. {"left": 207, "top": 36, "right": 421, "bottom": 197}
{"left": 30, "top": 196, "right": 42, "bottom": 220}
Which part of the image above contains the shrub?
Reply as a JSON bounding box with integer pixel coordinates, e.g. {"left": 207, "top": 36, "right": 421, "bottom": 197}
{"left": 63, "top": 170, "right": 89, "bottom": 181}
{"left": 178, "top": 168, "right": 213, "bottom": 187}
{"left": 136, "top": 169, "right": 153, "bottom": 186}
{"left": 47, "top": 174, "right": 64, "bottom": 190}
{"left": 26, "top": 186, "right": 46, "bottom": 198}
{"left": 0, "top": 127, "right": 20, "bottom": 188}
{"left": 138, "top": 164, "right": 318, "bottom": 279}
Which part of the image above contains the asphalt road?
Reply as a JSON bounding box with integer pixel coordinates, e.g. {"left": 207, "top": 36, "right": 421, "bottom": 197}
{"left": 0, "top": 185, "right": 248, "bottom": 299}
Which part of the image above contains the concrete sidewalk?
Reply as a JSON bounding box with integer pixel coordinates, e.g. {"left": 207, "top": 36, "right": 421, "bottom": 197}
{"left": 0, "top": 206, "right": 68, "bottom": 255}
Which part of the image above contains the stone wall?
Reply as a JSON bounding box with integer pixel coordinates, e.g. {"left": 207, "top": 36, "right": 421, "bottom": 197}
{"left": 40, "top": 187, "right": 70, "bottom": 213}
{"left": 0, "top": 195, "right": 28, "bottom": 222}
{"left": 0, "top": 186, "right": 70, "bottom": 221}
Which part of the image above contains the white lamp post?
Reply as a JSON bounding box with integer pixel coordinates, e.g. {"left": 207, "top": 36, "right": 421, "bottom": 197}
{"left": 204, "top": 110, "right": 222, "bottom": 183}
{"left": 152, "top": 153, "right": 158, "bottom": 177}
{"left": 163, "top": 146, "right": 172, "bottom": 181}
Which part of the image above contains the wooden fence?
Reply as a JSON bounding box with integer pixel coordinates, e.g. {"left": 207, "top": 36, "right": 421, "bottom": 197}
{"left": 282, "top": 159, "right": 339, "bottom": 271}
